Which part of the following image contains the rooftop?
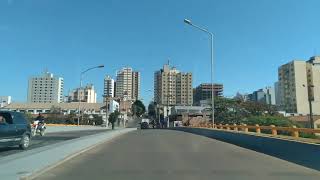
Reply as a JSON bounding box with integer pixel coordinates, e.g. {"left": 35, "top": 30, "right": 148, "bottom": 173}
{"left": 4, "top": 103, "right": 104, "bottom": 110}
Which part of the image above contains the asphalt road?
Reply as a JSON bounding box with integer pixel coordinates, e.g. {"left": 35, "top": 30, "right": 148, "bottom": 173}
{"left": 34, "top": 129, "right": 320, "bottom": 180}
{"left": 0, "top": 129, "right": 109, "bottom": 158}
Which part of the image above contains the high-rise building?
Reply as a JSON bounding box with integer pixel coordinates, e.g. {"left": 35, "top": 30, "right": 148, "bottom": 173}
{"left": 68, "top": 84, "right": 97, "bottom": 103}
{"left": 104, "top": 76, "right": 115, "bottom": 98}
{"left": 176, "top": 72, "right": 193, "bottom": 105}
{"left": 116, "top": 67, "right": 133, "bottom": 100}
{"left": 27, "top": 72, "right": 64, "bottom": 103}
{"left": 248, "top": 87, "right": 276, "bottom": 105}
{"left": 132, "top": 71, "right": 141, "bottom": 100}
{"left": 193, "top": 83, "right": 223, "bottom": 106}
{"left": 115, "top": 67, "right": 141, "bottom": 101}
{"left": 154, "top": 64, "right": 193, "bottom": 106}
{"left": 278, "top": 56, "right": 320, "bottom": 114}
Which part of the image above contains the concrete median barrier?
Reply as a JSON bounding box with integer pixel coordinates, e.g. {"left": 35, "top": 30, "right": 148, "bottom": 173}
{"left": 172, "top": 127, "right": 320, "bottom": 171}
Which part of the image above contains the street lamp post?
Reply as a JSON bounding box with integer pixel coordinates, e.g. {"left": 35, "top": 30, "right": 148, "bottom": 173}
{"left": 184, "top": 19, "right": 215, "bottom": 126}
{"left": 103, "top": 95, "right": 111, "bottom": 128}
{"left": 78, "top": 65, "right": 104, "bottom": 126}
{"left": 303, "top": 84, "right": 315, "bottom": 129}
{"left": 165, "top": 94, "right": 173, "bottom": 128}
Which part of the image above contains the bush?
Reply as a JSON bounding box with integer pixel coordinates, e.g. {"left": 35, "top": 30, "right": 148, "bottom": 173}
{"left": 299, "top": 133, "right": 318, "bottom": 139}
{"left": 240, "top": 116, "right": 299, "bottom": 127}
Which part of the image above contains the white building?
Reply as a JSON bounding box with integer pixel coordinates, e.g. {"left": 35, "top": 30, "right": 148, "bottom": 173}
{"left": 104, "top": 76, "right": 115, "bottom": 98}
{"left": 0, "top": 96, "right": 12, "bottom": 108}
{"left": 106, "top": 100, "right": 119, "bottom": 113}
{"left": 68, "top": 84, "right": 97, "bottom": 103}
{"left": 4, "top": 102, "right": 104, "bottom": 115}
{"left": 278, "top": 56, "right": 320, "bottom": 115}
{"left": 263, "top": 86, "right": 276, "bottom": 105}
{"left": 27, "top": 72, "right": 64, "bottom": 103}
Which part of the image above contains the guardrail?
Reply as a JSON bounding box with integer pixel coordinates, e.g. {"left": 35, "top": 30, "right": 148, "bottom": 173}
{"left": 190, "top": 123, "right": 320, "bottom": 138}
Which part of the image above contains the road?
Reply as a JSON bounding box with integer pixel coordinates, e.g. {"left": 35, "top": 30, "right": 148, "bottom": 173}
{"left": 34, "top": 129, "right": 320, "bottom": 180}
{"left": 0, "top": 129, "right": 109, "bottom": 157}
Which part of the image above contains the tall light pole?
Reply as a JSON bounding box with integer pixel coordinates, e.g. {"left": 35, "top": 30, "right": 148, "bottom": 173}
{"left": 184, "top": 18, "right": 215, "bottom": 126}
{"left": 78, "top": 65, "right": 104, "bottom": 126}
{"left": 303, "top": 84, "right": 315, "bottom": 129}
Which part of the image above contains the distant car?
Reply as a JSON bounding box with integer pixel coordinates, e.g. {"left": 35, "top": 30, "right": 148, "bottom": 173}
{"left": 140, "top": 119, "right": 150, "bottom": 129}
{"left": 140, "top": 122, "right": 149, "bottom": 129}
{"left": 0, "top": 111, "right": 32, "bottom": 150}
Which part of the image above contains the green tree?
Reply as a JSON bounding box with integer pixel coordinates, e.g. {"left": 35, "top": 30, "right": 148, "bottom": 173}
{"left": 108, "top": 110, "right": 120, "bottom": 130}
{"left": 132, "top": 100, "right": 146, "bottom": 118}
{"left": 50, "top": 106, "right": 62, "bottom": 114}
{"left": 65, "top": 113, "right": 77, "bottom": 124}
{"left": 240, "top": 116, "right": 297, "bottom": 127}
{"left": 214, "top": 97, "right": 281, "bottom": 125}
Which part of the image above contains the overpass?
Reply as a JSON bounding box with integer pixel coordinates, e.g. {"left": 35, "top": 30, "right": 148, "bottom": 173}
{"left": 33, "top": 128, "right": 320, "bottom": 180}
{"left": 0, "top": 126, "right": 319, "bottom": 180}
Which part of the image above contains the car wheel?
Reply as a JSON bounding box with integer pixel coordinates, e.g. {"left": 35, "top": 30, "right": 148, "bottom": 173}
{"left": 19, "top": 134, "right": 30, "bottom": 150}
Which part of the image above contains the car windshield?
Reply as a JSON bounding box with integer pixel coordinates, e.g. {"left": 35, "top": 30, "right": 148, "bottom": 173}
{"left": 1, "top": 0, "right": 320, "bottom": 180}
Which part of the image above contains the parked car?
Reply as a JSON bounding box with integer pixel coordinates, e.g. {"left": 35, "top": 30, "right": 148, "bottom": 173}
{"left": 0, "top": 111, "right": 32, "bottom": 150}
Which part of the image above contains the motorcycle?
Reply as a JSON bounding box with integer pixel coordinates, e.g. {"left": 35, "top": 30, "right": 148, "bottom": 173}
{"left": 31, "top": 120, "right": 46, "bottom": 137}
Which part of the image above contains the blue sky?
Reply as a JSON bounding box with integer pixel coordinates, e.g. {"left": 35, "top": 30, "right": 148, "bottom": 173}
{"left": 1, "top": 0, "right": 320, "bottom": 104}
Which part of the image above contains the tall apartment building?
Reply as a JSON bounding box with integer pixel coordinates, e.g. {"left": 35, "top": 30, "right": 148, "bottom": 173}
{"left": 68, "top": 84, "right": 97, "bottom": 103}
{"left": 104, "top": 76, "right": 115, "bottom": 98}
{"left": 193, "top": 83, "right": 223, "bottom": 106}
{"left": 278, "top": 56, "right": 320, "bottom": 114}
{"left": 27, "top": 72, "right": 64, "bottom": 103}
{"left": 115, "top": 67, "right": 141, "bottom": 100}
{"left": 132, "top": 71, "right": 141, "bottom": 100}
{"left": 154, "top": 64, "right": 193, "bottom": 106}
{"left": 116, "top": 67, "right": 132, "bottom": 99}
{"left": 176, "top": 72, "right": 193, "bottom": 105}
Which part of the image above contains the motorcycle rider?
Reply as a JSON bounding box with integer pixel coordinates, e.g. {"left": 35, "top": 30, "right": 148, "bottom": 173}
{"left": 32, "top": 113, "right": 46, "bottom": 136}
{"left": 36, "top": 113, "right": 45, "bottom": 124}
{"left": 34, "top": 113, "right": 45, "bottom": 130}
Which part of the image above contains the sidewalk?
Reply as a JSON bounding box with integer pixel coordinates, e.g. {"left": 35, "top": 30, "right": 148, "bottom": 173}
{"left": 0, "top": 128, "right": 135, "bottom": 180}
{"left": 45, "top": 125, "right": 110, "bottom": 133}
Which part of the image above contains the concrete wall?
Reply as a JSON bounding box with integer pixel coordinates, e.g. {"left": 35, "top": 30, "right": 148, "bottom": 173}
{"left": 172, "top": 127, "right": 320, "bottom": 171}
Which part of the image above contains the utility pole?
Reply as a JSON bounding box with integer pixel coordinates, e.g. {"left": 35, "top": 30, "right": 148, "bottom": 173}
{"left": 77, "top": 65, "right": 104, "bottom": 126}
{"left": 167, "top": 96, "right": 170, "bottom": 128}
{"left": 103, "top": 95, "right": 110, "bottom": 128}
{"left": 303, "top": 84, "right": 315, "bottom": 129}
